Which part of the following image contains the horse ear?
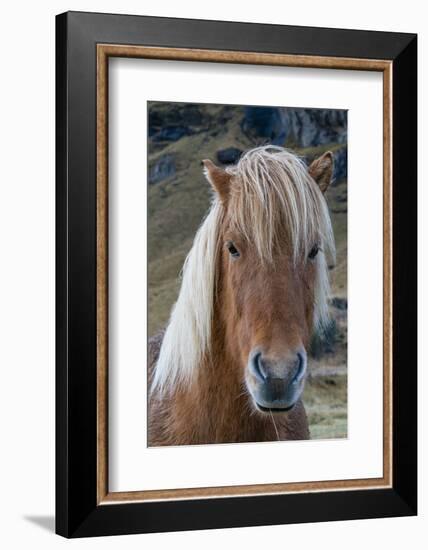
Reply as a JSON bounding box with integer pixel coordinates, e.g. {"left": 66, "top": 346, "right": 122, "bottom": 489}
{"left": 308, "top": 151, "right": 334, "bottom": 193}
{"left": 202, "top": 159, "right": 231, "bottom": 202}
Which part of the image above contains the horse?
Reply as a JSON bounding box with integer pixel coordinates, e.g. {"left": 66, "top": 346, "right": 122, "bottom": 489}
{"left": 148, "top": 145, "right": 335, "bottom": 446}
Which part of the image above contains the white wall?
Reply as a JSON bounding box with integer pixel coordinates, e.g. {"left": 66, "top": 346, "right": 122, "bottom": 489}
{"left": 0, "top": 0, "right": 424, "bottom": 547}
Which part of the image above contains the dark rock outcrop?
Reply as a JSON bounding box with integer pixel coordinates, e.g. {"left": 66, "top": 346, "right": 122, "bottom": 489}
{"left": 332, "top": 297, "right": 348, "bottom": 311}
{"left": 241, "top": 107, "right": 289, "bottom": 145}
{"left": 332, "top": 146, "right": 347, "bottom": 182}
{"left": 289, "top": 109, "right": 347, "bottom": 147}
{"left": 149, "top": 102, "right": 220, "bottom": 142}
{"left": 216, "top": 147, "right": 242, "bottom": 165}
{"left": 309, "top": 319, "right": 338, "bottom": 359}
{"left": 241, "top": 107, "right": 347, "bottom": 149}
{"left": 151, "top": 125, "right": 192, "bottom": 142}
{"left": 149, "top": 154, "right": 176, "bottom": 184}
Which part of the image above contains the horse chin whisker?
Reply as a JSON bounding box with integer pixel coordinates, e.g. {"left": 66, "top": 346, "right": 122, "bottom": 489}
{"left": 235, "top": 386, "right": 250, "bottom": 401}
{"left": 269, "top": 409, "right": 281, "bottom": 441}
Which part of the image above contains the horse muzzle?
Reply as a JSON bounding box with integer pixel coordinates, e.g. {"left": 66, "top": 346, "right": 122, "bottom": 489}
{"left": 246, "top": 347, "right": 307, "bottom": 413}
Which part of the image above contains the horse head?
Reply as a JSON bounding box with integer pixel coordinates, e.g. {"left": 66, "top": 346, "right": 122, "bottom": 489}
{"left": 203, "top": 146, "right": 335, "bottom": 414}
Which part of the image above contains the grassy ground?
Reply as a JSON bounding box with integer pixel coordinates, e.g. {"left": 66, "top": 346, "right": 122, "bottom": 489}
{"left": 148, "top": 102, "right": 347, "bottom": 439}
{"left": 304, "top": 366, "right": 347, "bottom": 439}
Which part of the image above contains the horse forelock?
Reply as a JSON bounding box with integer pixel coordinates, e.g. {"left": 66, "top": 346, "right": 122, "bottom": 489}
{"left": 151, "top": 146, "right": 335, "bottom": 395}
{"left": 228, "top": 146, "right": 335, "bottom": 264}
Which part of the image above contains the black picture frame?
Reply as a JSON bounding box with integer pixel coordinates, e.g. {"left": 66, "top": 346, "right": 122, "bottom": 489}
{"left": 56, "top": 11, "right": 417, "bottom": 538}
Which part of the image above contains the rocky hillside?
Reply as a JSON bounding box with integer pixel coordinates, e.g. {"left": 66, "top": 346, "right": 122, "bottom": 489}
{"left": 147, "top": 101, "right": 348, "bottom": 439}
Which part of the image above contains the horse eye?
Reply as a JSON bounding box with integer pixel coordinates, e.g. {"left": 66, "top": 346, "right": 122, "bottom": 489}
{"left": 226, "top": 241, "right": 240, "bottom": 258}
{"left": 308, "top": 244, "right": 319, "bottom": 260}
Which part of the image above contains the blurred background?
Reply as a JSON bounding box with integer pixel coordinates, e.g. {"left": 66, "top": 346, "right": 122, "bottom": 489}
{"left": 147, "top": 101, "right": 347, "bottom": 439}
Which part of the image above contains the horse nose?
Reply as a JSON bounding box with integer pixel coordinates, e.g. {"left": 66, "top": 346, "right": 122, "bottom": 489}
{"left": 250, "top": 350, "right": 306, "bottom": 384}
{"left": 248, "top": 348, "right": 307, "bottom": 410}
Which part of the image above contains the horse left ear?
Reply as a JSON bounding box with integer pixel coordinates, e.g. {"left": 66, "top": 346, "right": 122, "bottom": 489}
{"left": 308, "top": 151, "right": 334, "bottom": 194}
{"left": 202, "top": 159, "right": 231, "bottom": 202}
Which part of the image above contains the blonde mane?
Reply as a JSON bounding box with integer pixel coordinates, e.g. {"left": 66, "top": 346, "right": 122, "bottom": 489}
{"left": 151, "top": 146, "right": 335, "bottom": 394}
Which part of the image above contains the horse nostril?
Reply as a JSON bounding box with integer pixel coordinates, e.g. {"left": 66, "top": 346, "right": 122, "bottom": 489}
{"left": 251, "top": 352, "right": 267, "bottom": 381}
{"left": 292, "top": 352, "right": 306, "bottom": 383}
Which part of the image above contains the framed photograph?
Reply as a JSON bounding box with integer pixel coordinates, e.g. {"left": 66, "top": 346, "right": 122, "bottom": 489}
{"left": 56, "top": 11, "right": 417, "bottom": 538}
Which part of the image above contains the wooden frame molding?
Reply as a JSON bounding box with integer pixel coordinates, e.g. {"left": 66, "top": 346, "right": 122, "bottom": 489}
{"left": 96, "top": 44, "right": 393, "bottom": 505}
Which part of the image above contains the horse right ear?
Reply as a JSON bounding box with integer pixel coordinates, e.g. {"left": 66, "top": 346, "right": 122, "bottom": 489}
{"left": 308, "top": 151, "right": 334, "bottom": 194}
{"left": 202, "top": 159, "right": 231, "bottom": 202}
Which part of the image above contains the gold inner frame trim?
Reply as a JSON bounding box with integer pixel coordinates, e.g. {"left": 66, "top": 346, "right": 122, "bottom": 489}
{"left": 96, "top": 44, "right": 393, "bottom": 505}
